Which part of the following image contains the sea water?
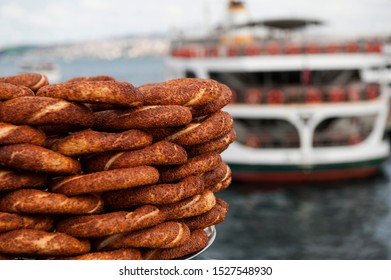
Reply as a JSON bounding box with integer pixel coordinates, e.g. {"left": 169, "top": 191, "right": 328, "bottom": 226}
{"left": 2, "top": 55, "right": 391, "bottom": 259}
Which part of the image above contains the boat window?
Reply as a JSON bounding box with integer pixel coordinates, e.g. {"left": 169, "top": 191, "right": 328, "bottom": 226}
{"left": 313, "top": 115, "right": 376, "bottom": 147}
{"left": 185, "top": 70, "right": 197, "bottom": 78}
{"left": 234, "top": 118, "right": 300, "bottom": 148}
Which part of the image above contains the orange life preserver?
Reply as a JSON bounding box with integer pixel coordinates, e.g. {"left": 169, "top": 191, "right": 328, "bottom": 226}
{"left": 366, "top": 83, "right": 379, "bottom": 99}
{"left": 267, "top": 89, "right": 284, "bottom": 104}
{"left": 328, "top": 87, "right": 345, "bottom": 102}
{"left": 244, "top": 87, "right": 262, "bottom": 104}
{"left": 365, "top": 41, "right": 382, "bottom": 53}
{"left": 305, "top": 87, "right": 322, "bottom": 103}
{"left": 305, "top": 43, "right": 321, "bottom": 54}
{"left": 266, "top": 42, "right": 281, "bottom": 55}
{"left": 206, "top": 46, "right": 219, "bottom": 57}
{"left": 345, "top": 42, "right": 359, "bottom": 53}
{"left": 244, "top": 44, "right": 261, "bottom": 56}
{"left": 285, "top": 43, "right": 301, "bottom": 55}
{"left": 227, "top": 46, "right": 240, "bottom": 56}
{"left": 326, "top": 44, "right": 341, "bottom": 53}
{"left": 172, "top": 48, "right": 196, "bottom": 58}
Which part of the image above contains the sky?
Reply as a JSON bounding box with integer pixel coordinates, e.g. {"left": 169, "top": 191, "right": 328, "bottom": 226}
{"left": 0, "top": 0, "right": 390, "bottom": 48}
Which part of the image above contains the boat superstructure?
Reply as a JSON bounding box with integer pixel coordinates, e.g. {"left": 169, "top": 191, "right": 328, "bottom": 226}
{"left": 166, "top": 1, "right": 390, "bottom": 182}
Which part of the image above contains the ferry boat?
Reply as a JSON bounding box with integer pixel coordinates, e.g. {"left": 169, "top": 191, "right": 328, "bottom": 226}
{"left": 165, "top": 0, "right": 390, "bottom": 182}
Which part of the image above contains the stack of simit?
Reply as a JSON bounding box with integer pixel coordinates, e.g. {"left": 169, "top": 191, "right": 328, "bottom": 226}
{"left": 0, "top": 73, "right": 236, "bottom": 260}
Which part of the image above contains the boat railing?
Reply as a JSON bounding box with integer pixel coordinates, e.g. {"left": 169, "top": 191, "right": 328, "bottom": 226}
{"left": 230, "top": 82, "right": 380, "bottom": 104}
{"left": 170, "top": 39, "right": 384, "bottom": 58}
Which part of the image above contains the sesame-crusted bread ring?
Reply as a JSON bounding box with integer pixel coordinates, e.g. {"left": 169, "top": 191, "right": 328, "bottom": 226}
{"left": 0, "top": 144, "right": 81, "bottom": 175}
{"left": 102, "top": 176, "right": 204, "bottom": 210}
{"left": 190, "top": 83, "right": 233, "bottom": 117}
{"left": 159, "top": 190, "right": 216, "bottom": 220}
{"left": 0, "top": 229, "right": 90, "bottom": 256}
{"left": 0, "top": 122, "right": 46, "bottom": 146}
{"left": 0, "top": 189, "right": 103, "bottom": 214}
{"left": 0, "top": 73, "right": 48, "bottom": 92}
{"left": 0, "top": 212, "right": 55, "bottom": 233}
{"left": 63, "top": 248, "right": 142, "bottom": 260}
{"left": 49, "top": 166, "right": 160, "bottom": 196}
{"left": 138, "top": 78, "right": 221, "bottom": 106}
{"left": 49, "top": 129, "right": 152, "bottom": 156}
{"left": 95, "top": 222, "right": 190, "bottom": 251}
{"left": 180, "top": 198, "right": 229, "bottom": 231}
{"left": 93, "top": 105, "right": 192, "bottom": 130}
{"left": 0, "top": 167, "right": 47, "bottom": 192}
{"left": 208, "top": 176, "right": 232, "bottom": 193}
{"left": 0, "top": 96, "right": 94, "bottom": 127}
{"left": 142, "top": 229, "right": 208, "bottom": 260}
{"left": 185, "top": 128, "right": 237, "bottom": 157}
{"left": 199, "top": 162, "right": 232, "bottom": 190}
{"left": 82, "top": 141, "right": 187, "bottom": 173}
{"left": 159, "top": 152, "right": 221, "bottom": 183}
{"left": 165, "top": 110, "right": 233, "bottom": 146}
{"left": 56, "top": 205, "right": 166, "bottom": 238}
{"left": 0, "top": 82, "right": 34, "bottom": 100}
{"left": 37, "top": 80, "right": 143, "bottom": 107}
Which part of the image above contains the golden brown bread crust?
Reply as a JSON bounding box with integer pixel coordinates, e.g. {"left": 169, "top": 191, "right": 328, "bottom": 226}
{"left": 0, "top": 229, "right": 90, "bottom": 256}
{"left": 190, "top": 83, "right": 233, "bottom": 117}
{"left": 165, "top": 111, "right": 234, "bottom": 145}
{"left": 208, "top": 176, "right": 232, "bottom": 193}
{"left": 95, "top": 222, "right": 190, "bottom": 251}
{"left": 159, "top": 190, "right": 216, "bottom": 220}
{"left": 65, "top": 75, "right": 116, "bottom": 83}
{"left": 83, "top": 141, "right": 187, "bottom": 173}
{"left": 0, "top": 212, "right": 55, "bottom": 233}
{"left": 50, "top": 129, "right": 152, "bottom": 156}
{"left": 0, "top": 167, "right": 47, "bottom": 192}
{"left": 103, "top": 176, "right": 204, "bottom": 210}
{"left": 185, "top": 129, "right": 237, "bottom": 157}
{"left": 37, "top": 80, "right": 143, "bottom": 107}
{"left": 138, "top": 78, "right": 221, "bottom": 106}
{"left": 142, "top": 229, "right": 208, "bottom": 260}
{"left": 0, "top": 189, "right": 103, "bottom": 214}
{"left": 56, "top": 205, "right": 166, "bottom": 238}
{"left": 0, "top": 96, "right": 94, "bottom": 127}
{"left": 180, "top": 198, "right": 229, "bottom": 230}
{"left": 64, "top": 248, "right": 142, "bottom": 260}
{"left": 159, "top": 152, "right": 222, "bottom": 182}
{"left": 200, "top": 162, "right": 232, "bottom": 189}
{"left": 93, "top": 105, "right": 192, "bottom": 130}
{"left": 0, "top": 82, "right": 34, "bottom": 100}
{"left": 0, "top": 144, "right": 81, "bottom": 175}
{"left": 49, "top": 166, "right": 160, "bottom": 196}
{"left": 0, "top": 122, "right": 46, "bottom": 146}
{"left": 0, "top": 73, "right": 48, "bottom": 92}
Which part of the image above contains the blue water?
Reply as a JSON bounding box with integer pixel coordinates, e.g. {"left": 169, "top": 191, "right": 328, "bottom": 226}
{"left": 0, "top": 56, "right": 166, "bottom": 86}
{"left": 2, "top": 55, "right": 391, "bottom": 259}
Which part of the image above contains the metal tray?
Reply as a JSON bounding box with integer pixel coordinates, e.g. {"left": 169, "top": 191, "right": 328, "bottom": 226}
{"left": 184, "top": 226, "right": 216, "bottom": 260}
